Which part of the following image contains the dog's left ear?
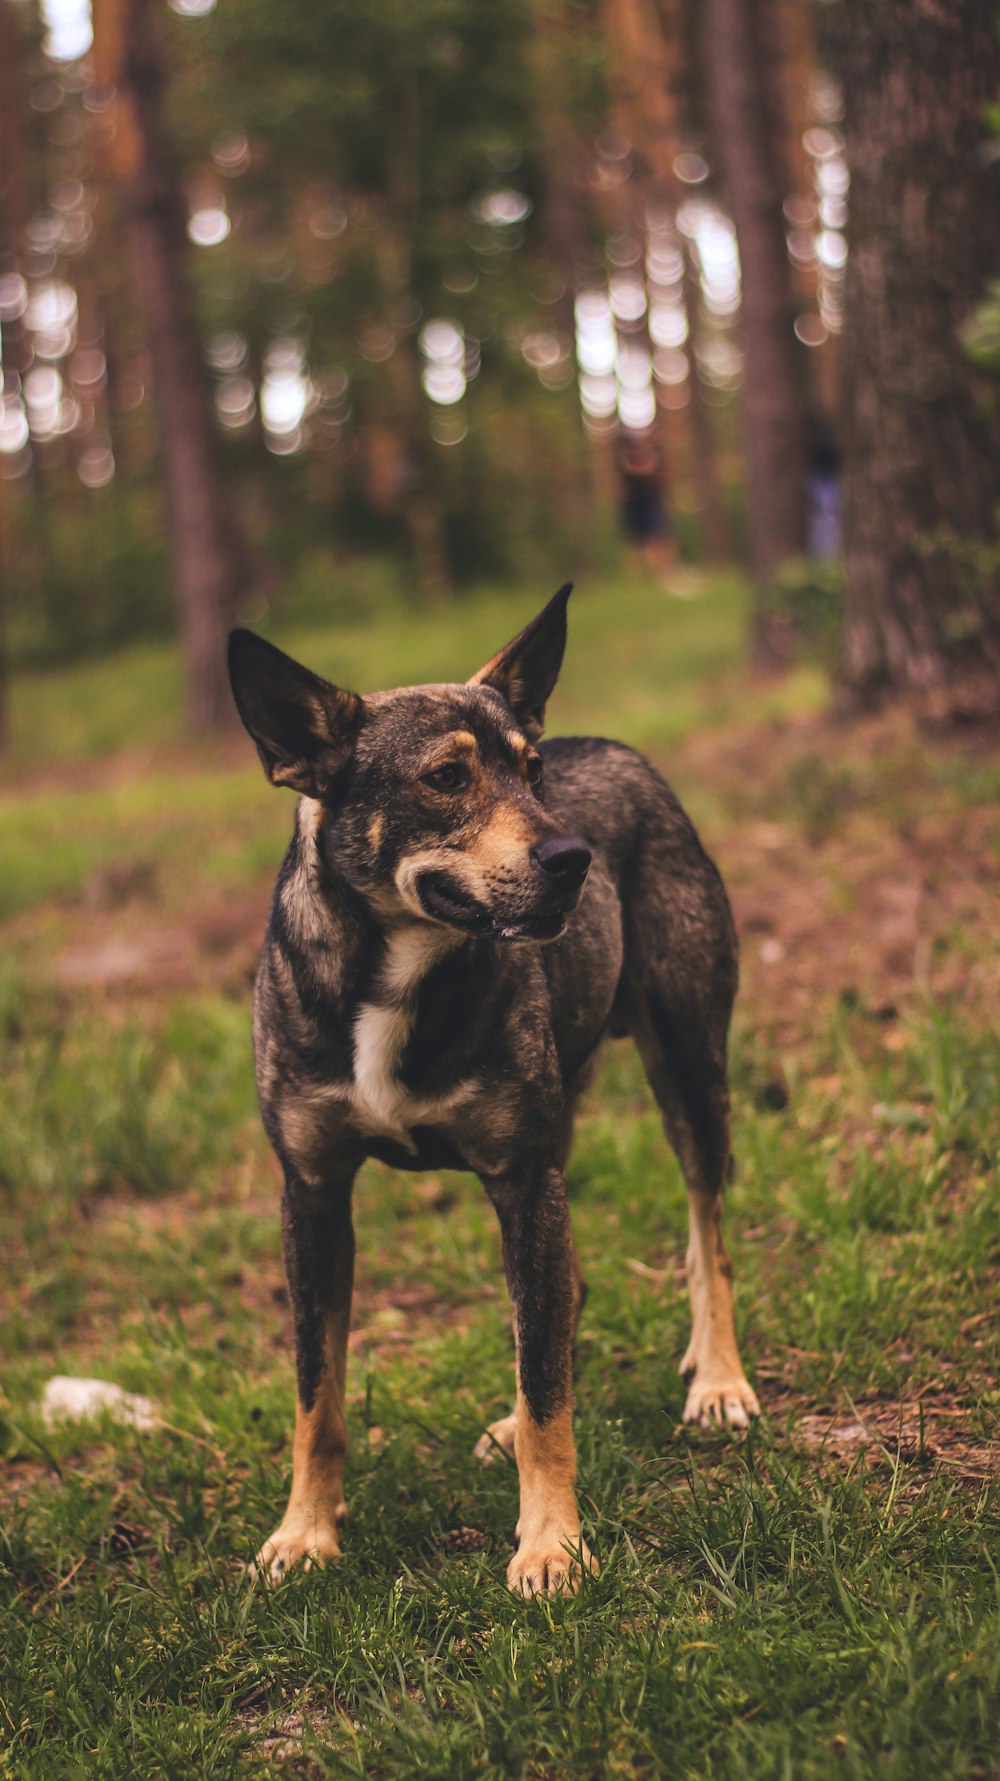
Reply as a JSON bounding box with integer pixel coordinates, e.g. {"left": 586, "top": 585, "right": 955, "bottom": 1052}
{"left": 228, "top": 629, "right": 364, "bottom": 797}
{"left": 468, "top": 583, "right": 572, "bottom": 740}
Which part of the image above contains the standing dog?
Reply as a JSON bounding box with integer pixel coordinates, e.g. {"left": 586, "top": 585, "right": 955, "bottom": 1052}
{"left": 228, "top": 585, "right": 759, "bottom": 1597}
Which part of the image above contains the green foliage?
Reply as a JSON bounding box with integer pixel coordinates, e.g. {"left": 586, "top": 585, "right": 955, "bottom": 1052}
{"left": 6, "top": 485, "right": 174, "bottom": 668}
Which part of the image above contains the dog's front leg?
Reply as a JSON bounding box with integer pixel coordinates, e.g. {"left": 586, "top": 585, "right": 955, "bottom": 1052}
{"left": 485, "top": 1161, "right": 596, "bottom": 1597}
{"left": 253, "top": 1169, "right": 356, "bottom": 1580}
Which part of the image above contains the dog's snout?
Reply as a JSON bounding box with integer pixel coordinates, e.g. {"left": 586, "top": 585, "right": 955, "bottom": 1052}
{"left": 531, "top": 835, "right": 592, "bottom": 888}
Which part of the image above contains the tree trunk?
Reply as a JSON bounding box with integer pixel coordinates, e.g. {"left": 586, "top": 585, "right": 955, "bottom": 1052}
{"left": 93, "top": 0, "right": 248, "bottom": 730}
{"left": 0, "top": 0, "right": 32, "bottom": 748}
{"left": 534, "top": 0, "right": 596, "bottom": 556}
{"left": 702, "top": 0, "right": 808, "bottom": 660}
{"left": 377, "top": 80, "right": 452, "bottom": 604}
{"left": 837, "top": 0, "right": 1000, "bottom": 718}
{"left": 680, "top": 233, "right": 731, "bottom": 562}
{"left": 607, "top": 0, "right": 732, "bottom": 560}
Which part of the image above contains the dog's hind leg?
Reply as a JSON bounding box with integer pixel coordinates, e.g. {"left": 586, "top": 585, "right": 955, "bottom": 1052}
{"left": 622, "top": 826, "right": 759, "bottom": 1429}
{"left": 252, "top": 1169, "right": 357, "bottom": 1580}
{"left": 631, "top": 1002, "right": 759, "bottom": 1428}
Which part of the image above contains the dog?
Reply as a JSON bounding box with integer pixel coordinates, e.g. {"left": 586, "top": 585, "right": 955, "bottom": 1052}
{"left": 227, "top": 585, "right": 759, "bottom": 1597}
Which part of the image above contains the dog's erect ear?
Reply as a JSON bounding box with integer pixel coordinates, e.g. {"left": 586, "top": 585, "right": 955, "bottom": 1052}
{"left": 468, "top": 583, "right": 572, "bottom": 740}
{"left": 227, "top": 629, "right": 364, "bottom": 796}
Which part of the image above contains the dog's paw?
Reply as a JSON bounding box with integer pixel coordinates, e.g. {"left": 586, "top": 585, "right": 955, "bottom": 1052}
{"left": 474, "top": 1412, "right": 517, "bottom": 1463}
{"left": 248, "top": 1515, "right": 344, "bottom": 1583}
{"left": 681, "top": 1369, "right": 760, "bottom": 1430}
{"left": 507, "top": 1533, "right": 597, "bottom": 1598}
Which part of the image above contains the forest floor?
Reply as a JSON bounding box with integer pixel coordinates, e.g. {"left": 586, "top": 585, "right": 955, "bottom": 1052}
{"left": 1, "top": 572, "right": 997, "bottom": 1778}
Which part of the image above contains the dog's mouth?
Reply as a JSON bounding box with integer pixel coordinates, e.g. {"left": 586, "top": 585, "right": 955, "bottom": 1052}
{"left": 416, "top": 870, "right": 489, "bottom": 932}
{"left": 493, "top": 909, "right": 568, "bottom": 943}
{"left": 415, "top": 870, "right": 573, "bottom": 944}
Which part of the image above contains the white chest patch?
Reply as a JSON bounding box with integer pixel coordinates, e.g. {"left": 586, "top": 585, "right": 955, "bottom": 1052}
{"left": 346, "top": 928, "right": 472, "bottom": 1146}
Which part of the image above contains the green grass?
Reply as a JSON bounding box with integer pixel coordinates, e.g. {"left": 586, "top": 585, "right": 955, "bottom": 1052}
{"left": 6, "top": 568, "right": 821, "bottom": 768}
{"left": 1, "top": 972, "right": 997, "bottom": 1778}
{"left": 0, "top": 569, "right": 824, "bottom": 924}
{"left": 1, "top": 572, "right": 997, "bottom": 1777}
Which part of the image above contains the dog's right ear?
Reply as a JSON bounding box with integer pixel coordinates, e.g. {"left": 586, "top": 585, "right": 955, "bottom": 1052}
{"left": 227, "top": 630, "right": 363, "bottom": 797}
{"left": 468, "top": 583, "right": 572, "bottom": 740}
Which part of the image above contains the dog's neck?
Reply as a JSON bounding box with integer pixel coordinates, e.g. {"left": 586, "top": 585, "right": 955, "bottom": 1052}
{"left": 283, "top": 794, "right": 463, "bottom": 1003}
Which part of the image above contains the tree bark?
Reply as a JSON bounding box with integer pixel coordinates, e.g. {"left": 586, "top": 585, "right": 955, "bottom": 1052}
{"left": 0, "top": 0, "right": 32, "bottom": 747}
{"left": 702, "top": 0, "right": 809, "bottom": 659}
{"left": 534, "top": 0, "right": 596, "bottom": 556}
{"left": 606, "top": 0, "right": 731, "bottom": 559}
{"left": 680, "top": 232, "right": 730, "bottom": 562}
{"left": 92, "top": 0, "right": 248, "bottom": 730}
{"left": 377, "top": 76, "right": 452, "bottom": 604}
{"left": 837, "top": 0, "right": 1000, "bottom": 718}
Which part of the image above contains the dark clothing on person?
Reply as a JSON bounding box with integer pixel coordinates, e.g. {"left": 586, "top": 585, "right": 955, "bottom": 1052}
{"left": 618, "top": 434, "right": 670, "bottom": 544}
{"left": 621, "top": 471, "right": 671, "bottom": 541}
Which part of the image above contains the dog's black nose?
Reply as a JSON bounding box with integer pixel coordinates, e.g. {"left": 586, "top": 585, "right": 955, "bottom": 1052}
{"left": 531, "top": 835, "right": 592, "bottom": 888}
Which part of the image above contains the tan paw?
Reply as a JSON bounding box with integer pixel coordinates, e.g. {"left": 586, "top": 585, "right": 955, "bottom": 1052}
{"left": 473, "top": 1412, "right": 517, "bottom": 1463}
{"left": 249, "top": 1516, "right": 343, "bottom": 1583}
{"left": 507, "top": 1534, "right": 597, "bottom": 1598}
{"left": 682, "top": 1370, "right": 760, "bottom": 1429}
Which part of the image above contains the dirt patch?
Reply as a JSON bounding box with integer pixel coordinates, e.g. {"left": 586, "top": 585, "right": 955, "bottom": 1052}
{"left": 230, "top": 1699, "right": 342, "bottom": 1772}
{"left": 678, "top": 706, "right": 1000, "bottom": 1039}
{"left": 766, "top": 1387, "right": 999, "bottom": 1485}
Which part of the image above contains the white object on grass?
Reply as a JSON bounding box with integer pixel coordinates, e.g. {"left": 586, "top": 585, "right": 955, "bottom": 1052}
{"left": 41, "top": 1376, "right": 157, "bottom": 1432}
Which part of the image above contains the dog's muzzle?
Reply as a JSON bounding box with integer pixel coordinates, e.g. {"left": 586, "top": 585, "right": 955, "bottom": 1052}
{"left": 415, "top": 832, "right": 592, "bottom": 943}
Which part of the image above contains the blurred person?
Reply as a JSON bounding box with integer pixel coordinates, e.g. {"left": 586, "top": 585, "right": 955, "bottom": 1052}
{"left": 806, "top": 418, "right": 842, "bottom": 561}
{"left": 617, "top": 428, "right": 677, "bottom": 582}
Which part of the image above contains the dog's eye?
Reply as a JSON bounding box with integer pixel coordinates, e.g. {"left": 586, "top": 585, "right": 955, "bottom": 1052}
{"left": 422, "top": 762, "right": 469, "bottom": 793}
{"left": 526, "top": 756, "right": 544, "bottom": 799}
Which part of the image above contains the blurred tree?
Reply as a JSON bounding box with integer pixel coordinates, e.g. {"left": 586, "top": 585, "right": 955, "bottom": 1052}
{"left": 0, "top": 0, "right": 32, "bottom": 744}
{"left": 92, "top": 0, "right": 248, "bottom": 729}
{"left": 606, "top": 0, "right": 731, "bottom": 561}
{"left": 837, "top": 0, "right": 1000, "bottom": 716}
{"left": 533, "top": 0, "right": 600, "bottom": 551}
{"left": 701, "top": 0, "right": 809, "bottom": 660}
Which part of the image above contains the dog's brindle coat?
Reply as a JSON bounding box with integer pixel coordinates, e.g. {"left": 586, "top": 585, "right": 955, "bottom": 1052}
{"left": 228, "top": 586, "right": 759, "bottom": 1596}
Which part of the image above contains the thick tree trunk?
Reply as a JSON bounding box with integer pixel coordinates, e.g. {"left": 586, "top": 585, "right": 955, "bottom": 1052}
{"left": 93, "top": 0, "right": 247, "bottom": 730}
{"left": 702, "top": 0, "right": 808, "bottom": 660}
{"left": 837, "top": 0, "right": 1000, "bottom": 718}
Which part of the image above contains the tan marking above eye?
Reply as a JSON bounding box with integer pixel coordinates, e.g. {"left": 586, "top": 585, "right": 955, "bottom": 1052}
{"left": 415, "top": 731, "right": 480, "bottom": 777}
{"left": 368, "top": 812, "right": 385, "bottom": 850}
